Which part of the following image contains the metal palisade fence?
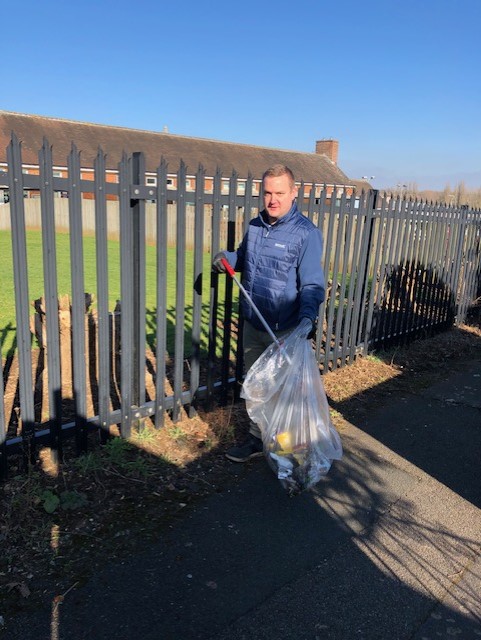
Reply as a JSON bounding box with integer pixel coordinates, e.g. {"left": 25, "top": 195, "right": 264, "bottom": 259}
{"left": 0, "top": 134, "right": 480, "bottom": 478}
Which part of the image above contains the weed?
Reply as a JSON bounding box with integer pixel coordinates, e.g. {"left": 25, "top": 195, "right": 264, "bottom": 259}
{"left": 40, "top": 489, "right": 60, "bottom": 513}
{"left": 9, "top": 471, "right": 44, "bottom": 514}
{"left": 131, "top": 425, "right": 157, "bottom": 444}
{"left": 39, "top": 489, "right": 88, "bottom": 513}
{"left": 102, "top": 437, "right": 132, "bottom": 466}
{"left": 329, "top": 408, "right": 342, "bottom": 420}
{"left": 71, "top": 451, "right": 104, "bottom": 474}
{"left": 202, "top": 437, "right": 215, "bottom": 451}
{"left": 167, "top": 426, "right": 188, "bottom": 442}
{"left": 124, "top": 458, "right": 151, "bottom": 479}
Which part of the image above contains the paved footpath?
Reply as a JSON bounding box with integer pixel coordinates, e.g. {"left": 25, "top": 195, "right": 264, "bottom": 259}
{"left": 3, "top": 361, "right": 481, "bottom": 639}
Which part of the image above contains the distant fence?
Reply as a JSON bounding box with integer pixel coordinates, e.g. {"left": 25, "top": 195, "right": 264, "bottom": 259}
{"left": 0, "top": 133, "right": 480, "bottom": 478}
{"left": 0, "top": 199, "right": 245, "bottom": 251}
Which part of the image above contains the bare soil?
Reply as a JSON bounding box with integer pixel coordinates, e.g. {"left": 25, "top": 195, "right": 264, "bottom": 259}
{"left": 1, "top": 314, "right": 481, "bottom": 621}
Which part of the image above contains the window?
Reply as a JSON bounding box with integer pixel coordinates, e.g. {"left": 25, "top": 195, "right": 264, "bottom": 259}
{"left": 146, "top": 176, "right": 157, "bottom": 186}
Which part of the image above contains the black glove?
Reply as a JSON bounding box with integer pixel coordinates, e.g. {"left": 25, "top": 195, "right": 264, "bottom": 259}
{"left": 212, "top": 252, "right": 227, "bottom": 273}
{"left": 297, "top": 317, "right": 316, "bottom": 340}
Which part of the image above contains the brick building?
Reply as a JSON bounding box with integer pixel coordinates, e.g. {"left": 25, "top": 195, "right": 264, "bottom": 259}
{"left": 0, "top": 110, "right": 366, "bottom": 201}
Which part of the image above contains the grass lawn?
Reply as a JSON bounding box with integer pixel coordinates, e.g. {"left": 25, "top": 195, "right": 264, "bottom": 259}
{"left": 0, "top": 229, "right": 235, "bottom": 357}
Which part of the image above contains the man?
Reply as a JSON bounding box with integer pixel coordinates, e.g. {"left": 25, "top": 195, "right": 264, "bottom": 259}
{"left": 213, "top": 164, "right": 326, "bottom": 462}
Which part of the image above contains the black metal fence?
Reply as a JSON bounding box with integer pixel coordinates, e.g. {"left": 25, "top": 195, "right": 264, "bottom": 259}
{"left": 1, "top": 134, "right": 480, "bottom": 478}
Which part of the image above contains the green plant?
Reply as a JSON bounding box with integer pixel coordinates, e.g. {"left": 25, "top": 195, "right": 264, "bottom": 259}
{"left": 167, "top": 426, "right": 188, "bottom": 442}
{"left": 124, "top": 458, "right": 151, "bottom": 478}
{"left": 9, "top": 471, "right": 44, "bottom": 514}
{"left": 38, "top": 489, "right": 88, "bottom": 513}
{"left": 329, "top": 408, "right": 342, "bottom": 420}
{"left": 202, "top": 437, "right": 215, "bottom": 451}
{"left": 102, "top": 437, "right": 131, "bottom": 466}
{"left": 71, "top": 451, "right": 104, "bottom": 474}
{"left": 102, "top": 436, "right": 159, "bottom": 478}
{"left": 131, "top": 425, "right": 157, "bottom": 443}
{"left": 365, "top": 353, "right": 385, "bottom": 364}
{"left": 40, "top": 489, "right": 60, "bottom": 514}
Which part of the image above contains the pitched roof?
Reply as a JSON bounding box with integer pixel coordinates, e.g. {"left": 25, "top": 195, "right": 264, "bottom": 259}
{"left": 0, "top": 111, "right": 353, "bottom": 185}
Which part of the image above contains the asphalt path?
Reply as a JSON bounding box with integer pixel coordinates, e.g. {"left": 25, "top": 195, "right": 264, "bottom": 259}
{"left": 3, "top": 361, "right": 481, "bottom": 639}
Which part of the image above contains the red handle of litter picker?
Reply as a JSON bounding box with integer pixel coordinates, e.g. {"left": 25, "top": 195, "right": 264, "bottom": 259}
{"left": 221, "top": 257, "right": 235, "bottom": 278}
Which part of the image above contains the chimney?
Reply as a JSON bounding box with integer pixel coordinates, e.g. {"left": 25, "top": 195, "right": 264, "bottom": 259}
{"left": 315, "top": 139, "right": 339, "bottom": 164}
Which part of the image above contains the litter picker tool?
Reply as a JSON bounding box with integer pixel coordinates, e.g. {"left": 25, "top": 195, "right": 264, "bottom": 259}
{"left": 220, "top": 257, "right": 286, "bottom": 354}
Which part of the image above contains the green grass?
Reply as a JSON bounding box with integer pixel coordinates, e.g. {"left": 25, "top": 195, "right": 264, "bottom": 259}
{"left": 0, "top": 229, "right": 236, "bottom": 357}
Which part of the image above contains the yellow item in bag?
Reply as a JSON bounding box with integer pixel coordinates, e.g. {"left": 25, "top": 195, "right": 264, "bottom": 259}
{"left": 276, "top": 431, "right": 292, "bottom": 452}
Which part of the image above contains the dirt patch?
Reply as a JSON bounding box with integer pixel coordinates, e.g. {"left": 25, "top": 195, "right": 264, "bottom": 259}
{"left": 1, "top": 320, "right": 481, "bottom": 620}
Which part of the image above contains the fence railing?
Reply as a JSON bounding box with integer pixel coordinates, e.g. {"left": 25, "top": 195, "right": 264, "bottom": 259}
{"left": 0, "top": 199, "right": 246, "bottom": 251}
{"left": 1, "top": 133, "right": 480, "bottom": 479}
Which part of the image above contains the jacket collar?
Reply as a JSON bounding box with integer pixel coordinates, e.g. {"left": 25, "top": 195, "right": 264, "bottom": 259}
{"left": 260, "top": 201, "right": 299, "bottom": 228}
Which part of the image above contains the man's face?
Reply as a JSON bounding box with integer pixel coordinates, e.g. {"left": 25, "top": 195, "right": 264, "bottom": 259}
{"left": 263, "top": 174, "right": 297, "bottom": 223}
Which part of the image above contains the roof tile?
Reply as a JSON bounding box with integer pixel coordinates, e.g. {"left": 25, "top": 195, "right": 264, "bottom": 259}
{"left": 0, "top": 111, "right": 352, "bottom": 185}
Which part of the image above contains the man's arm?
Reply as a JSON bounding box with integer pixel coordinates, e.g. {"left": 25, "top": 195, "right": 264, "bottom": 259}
{"left": 297, "top": 228, "right": 325, "bottom": 322}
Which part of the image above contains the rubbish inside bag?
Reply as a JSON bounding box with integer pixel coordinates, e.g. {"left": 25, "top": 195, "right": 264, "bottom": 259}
{"left": 241, "top": 323, "right": 343, "bottom": 495}
{"left": 265, "top": 431, "right": 334, "bottom": 495}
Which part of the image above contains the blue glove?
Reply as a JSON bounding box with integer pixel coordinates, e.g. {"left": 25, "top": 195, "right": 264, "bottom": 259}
{"left": 297, "top": 317, "right": 316, "bottom": 339}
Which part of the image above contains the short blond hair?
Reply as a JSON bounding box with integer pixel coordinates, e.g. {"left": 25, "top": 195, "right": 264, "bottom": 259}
{"left": 262, "top": 164, "right": 295, "bottom": 189}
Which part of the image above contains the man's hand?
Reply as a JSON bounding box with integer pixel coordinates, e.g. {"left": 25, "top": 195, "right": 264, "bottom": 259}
{"left": 212, "top": 252, "right": 227, "bottom": 273}
{"left": 297, "top": 317, "right": 316, "bottom": 340}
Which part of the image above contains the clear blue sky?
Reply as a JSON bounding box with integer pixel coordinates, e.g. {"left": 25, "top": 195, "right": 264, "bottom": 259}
{"left": 3, "top": 0, "right": 480, "bottom": 190}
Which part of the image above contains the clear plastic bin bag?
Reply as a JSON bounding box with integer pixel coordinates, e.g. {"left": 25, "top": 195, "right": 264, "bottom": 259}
{"left": 241, "top": 324, "right": 343, "bottom": 495}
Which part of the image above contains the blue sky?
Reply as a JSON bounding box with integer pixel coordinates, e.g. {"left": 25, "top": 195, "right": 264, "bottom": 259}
{"left": 3, "top": 0, "right": 480, "bottom": 190}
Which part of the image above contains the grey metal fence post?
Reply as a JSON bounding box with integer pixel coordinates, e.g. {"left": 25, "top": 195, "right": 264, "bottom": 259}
{"left": 94, "top": 148, "right": 111, "bottom": 440}
{"left": 0, "top": 352, "right": 6, "bottom": 479}
{"left": 68, "top": 144, "right": 88, "bottom": 452}
{"left": 173, "top": 161, "right": 187, "bottom": 423}
{"left": 190, "top": 164, "right": 206, "bottom": 417}
{"left": 39, "top": 138, "right": 62, "bottom": 462}
{"left": 154, "top": 158, "right": 168, "bottom": 430}
{"left": 119, "top": 153, "right": 133, "bottom": 438}
{"left": 7, "top": 134, "right": 36, "bottom": 467}
{"left": 219, "top": 170, "right": 237, "bottom": 403}
{"left": 131, "top": 152, "right": 146, "bottom": 412}
{"left": 206, "top": 168, "right": 222, "bottom": 409}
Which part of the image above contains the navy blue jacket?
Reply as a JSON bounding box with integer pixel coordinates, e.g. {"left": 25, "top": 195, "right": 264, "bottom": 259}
{"left": 223, "top": 202, "right": 325, "bottom": 332}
